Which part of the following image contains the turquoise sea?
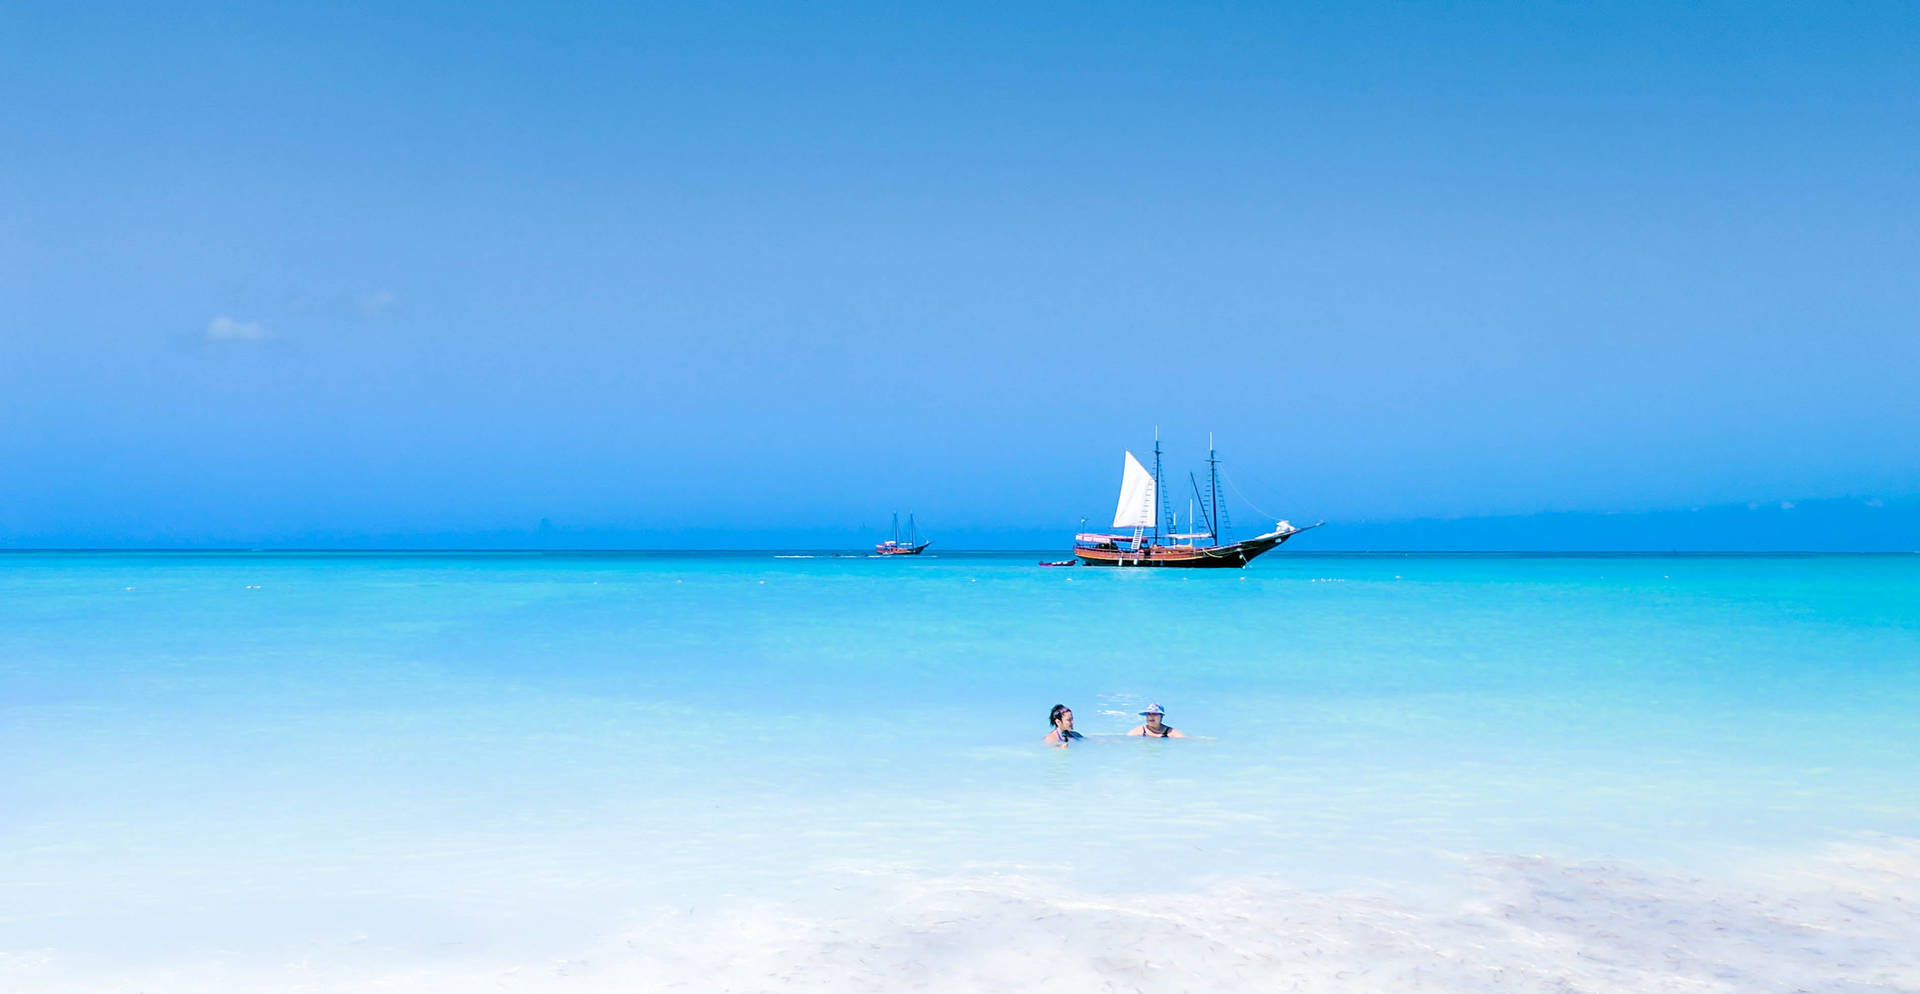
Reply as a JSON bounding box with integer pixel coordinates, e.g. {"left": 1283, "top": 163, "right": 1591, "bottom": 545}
{"left": 4, "top": 551, "right": 1919, "bottom": 991}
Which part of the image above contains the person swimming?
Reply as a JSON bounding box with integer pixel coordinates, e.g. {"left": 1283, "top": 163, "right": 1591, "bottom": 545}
{"left": 1126, "top": 703, "right": 1186, "bottom": 738}
{"left": 1045, "top": 704, "right": 1084, "bottom": 747}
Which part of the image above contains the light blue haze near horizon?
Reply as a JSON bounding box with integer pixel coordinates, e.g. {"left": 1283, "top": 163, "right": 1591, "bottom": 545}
{"left": 4, "top": 2, "right": 1917, "bottom": 549}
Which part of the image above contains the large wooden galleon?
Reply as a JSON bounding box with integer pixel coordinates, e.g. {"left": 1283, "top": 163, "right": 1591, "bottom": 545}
{"left": 1071, "top": 436, "right": 1318, "bottom": 568}
{"left": 875, "top": 513, "right": 932, "bottom": 555}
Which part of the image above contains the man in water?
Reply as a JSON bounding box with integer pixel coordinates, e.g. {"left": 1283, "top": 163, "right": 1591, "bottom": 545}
{"left": 1126, "top": 703, "right": 1185, "bottom": 738}
{"left": 1045, "top": 704, "right": 1084, "bottom": 747}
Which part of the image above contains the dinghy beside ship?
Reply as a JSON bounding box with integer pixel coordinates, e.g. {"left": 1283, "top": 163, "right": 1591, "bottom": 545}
{"left": 1072, "top": 436, "right": 1318, "bottom": 568}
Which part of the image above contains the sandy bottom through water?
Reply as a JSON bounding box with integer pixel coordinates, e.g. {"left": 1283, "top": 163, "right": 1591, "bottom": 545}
{"left": 8, "top": 838, "right": 1917, "bottom": 994}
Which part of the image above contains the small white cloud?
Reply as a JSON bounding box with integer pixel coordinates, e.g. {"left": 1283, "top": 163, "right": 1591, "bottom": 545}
{"left": 206, "top": 315, "right": 270, "bottom": 341}
{"left": 356, "top": 291, "right": 397, "bottom": 316}
{"left": 1866, "top": 498, "right": 1885, "bottom": 508}
{"left": 1779, "top": 501, "right": 1795, "bottom": 510}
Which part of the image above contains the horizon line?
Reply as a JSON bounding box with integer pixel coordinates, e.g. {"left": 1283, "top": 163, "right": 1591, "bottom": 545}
{"left": 3, "top": 548, "right": 1916, "bottom": 556}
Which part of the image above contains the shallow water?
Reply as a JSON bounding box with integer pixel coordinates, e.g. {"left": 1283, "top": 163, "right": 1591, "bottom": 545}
{"left": 4, "top": 552, "right": 1918, "bottom": 990}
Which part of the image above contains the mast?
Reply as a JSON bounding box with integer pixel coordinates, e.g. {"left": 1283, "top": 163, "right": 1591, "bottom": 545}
{"left": 892, "top": 513, "right": 900, "bottom": 544}
{"left": 1152, "top": 428, "right": 1163, "bottom": 546}
{"left": 1208, "top": 434, "right": 1220, "bottom": 546}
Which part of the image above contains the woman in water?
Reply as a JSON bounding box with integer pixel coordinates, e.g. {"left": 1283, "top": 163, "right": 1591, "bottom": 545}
{"left": 1126, "top": 703, "right": 1186, "bottom": 738}
{"left": 1045, "top": 704, "right": 1084, "bottom": 747}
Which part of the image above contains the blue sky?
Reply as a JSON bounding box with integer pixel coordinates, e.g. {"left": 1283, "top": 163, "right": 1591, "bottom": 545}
{"left": 3, "top": 2, "right": 1916, "bottom": 548}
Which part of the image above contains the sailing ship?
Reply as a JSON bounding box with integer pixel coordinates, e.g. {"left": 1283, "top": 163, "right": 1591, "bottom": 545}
{"left": 1072, "top": 434, "right": 1319, "bottom": 568}
{"left": 875, "top": 513, "right": 932, "bottom": 556}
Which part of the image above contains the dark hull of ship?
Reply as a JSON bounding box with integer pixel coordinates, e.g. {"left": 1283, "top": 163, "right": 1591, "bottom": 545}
{"left": 1073, "top": 532, "right": 1292, "bottom": 568}
{"left": 875, "top": 542, "right": 932, "bottom": 556}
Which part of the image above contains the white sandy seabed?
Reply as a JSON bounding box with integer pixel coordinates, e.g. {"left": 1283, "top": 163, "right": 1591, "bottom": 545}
{"left": 7, "top": 839, "right": 1919, "bottom": 994}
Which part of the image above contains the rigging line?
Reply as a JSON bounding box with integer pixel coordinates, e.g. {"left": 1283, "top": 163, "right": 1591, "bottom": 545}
{"left": 1218, "top": 463, "right": 1286, "bottom": 524}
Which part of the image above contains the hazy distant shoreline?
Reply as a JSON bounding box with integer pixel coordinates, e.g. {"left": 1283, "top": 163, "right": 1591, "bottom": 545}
{"left": 8, "top": 495, "right": 1912, "bottom": 553}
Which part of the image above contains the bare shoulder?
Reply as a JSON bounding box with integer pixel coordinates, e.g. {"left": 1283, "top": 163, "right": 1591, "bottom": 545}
{"left": 1124, "top": 724, "right": 1147, "bottom": 736}
{"left": 1167, "top": 728, "right": 1188, "bottom": 738}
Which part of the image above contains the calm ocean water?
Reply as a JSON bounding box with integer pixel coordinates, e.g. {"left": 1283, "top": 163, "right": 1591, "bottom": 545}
{"left": 4, "top": 551, "right": 1918, "bottom": 991}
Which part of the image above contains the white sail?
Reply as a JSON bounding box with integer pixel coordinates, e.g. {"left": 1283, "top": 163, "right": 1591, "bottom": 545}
{"left": 1111, "top": 451, "right": 1157, "bottom": 528}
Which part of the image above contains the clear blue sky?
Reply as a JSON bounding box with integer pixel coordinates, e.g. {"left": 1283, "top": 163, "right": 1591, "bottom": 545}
{"left": 4, "top": 2, "right": 1916, "bottom": 548}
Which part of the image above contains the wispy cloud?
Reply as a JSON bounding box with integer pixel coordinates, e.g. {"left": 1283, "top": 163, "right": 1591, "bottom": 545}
{"left": 206, "top": 315, "right": 270, "bottom": 341}
{"left": 355, "top": 291, "right": 397, "bottom": 317}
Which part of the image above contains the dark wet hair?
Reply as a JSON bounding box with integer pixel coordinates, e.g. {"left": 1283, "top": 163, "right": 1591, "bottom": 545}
{"left": 1049, "top": 703, "right": 1070, "bottom": 727}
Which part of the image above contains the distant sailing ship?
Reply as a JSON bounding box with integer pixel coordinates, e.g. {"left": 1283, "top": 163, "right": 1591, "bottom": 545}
{"left": 875, "top": 513, "right": 932, "bottom": 556}
{"left": 1072, "top": 434, "right": 1319, "bottom": 568}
